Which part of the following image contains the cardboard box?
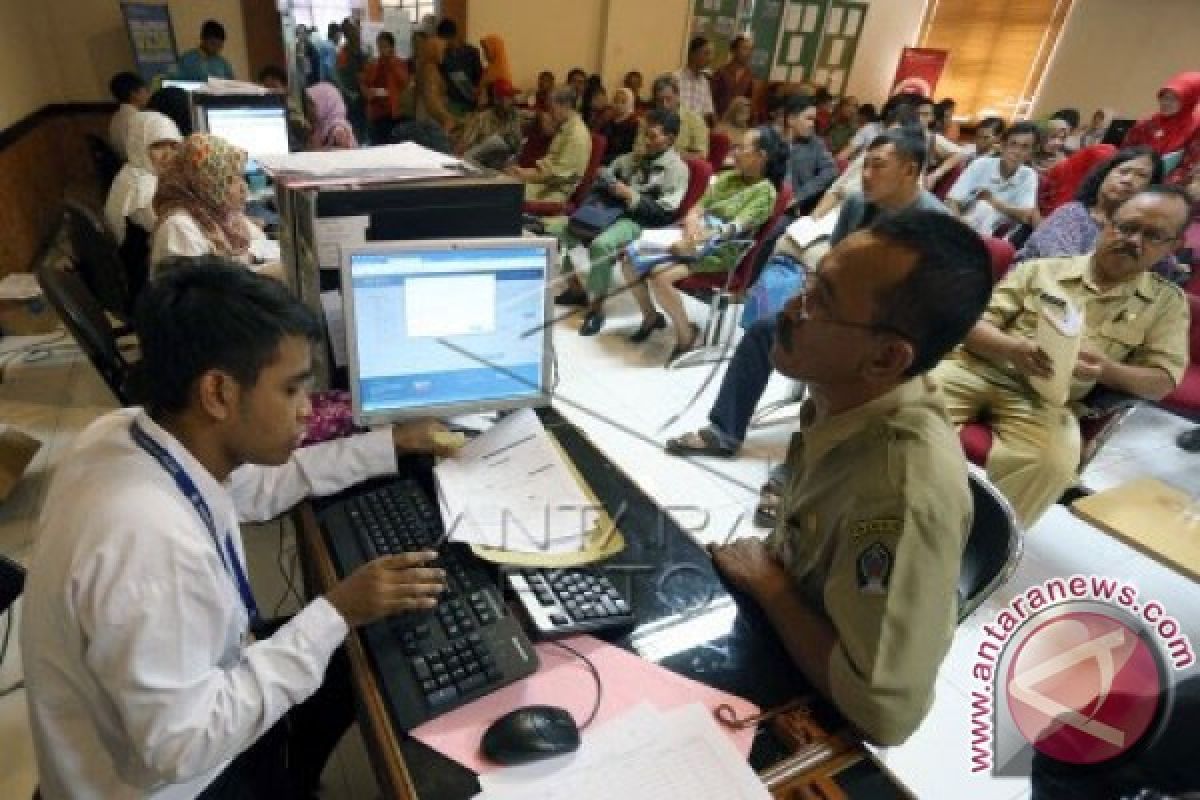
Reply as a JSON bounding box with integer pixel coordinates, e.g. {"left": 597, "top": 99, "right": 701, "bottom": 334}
{"left": 0, "top": 427, "right": 42, "bottom": 502}
{"left": 0, "top": 294, "right": 59, "bottom": 336}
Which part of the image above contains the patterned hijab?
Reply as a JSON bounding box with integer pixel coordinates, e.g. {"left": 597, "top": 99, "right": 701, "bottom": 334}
{"left": 153, "top": 133, "right": 251, "bottom": 257}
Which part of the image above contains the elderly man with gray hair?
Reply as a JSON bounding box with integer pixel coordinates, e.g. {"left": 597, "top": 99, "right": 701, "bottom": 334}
{"left": 506, "top": 86, "right": 592, "bottom": 202}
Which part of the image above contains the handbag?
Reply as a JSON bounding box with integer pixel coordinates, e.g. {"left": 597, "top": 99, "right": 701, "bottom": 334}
{"left": 741, "top": 253, "right": 807, "bottom": 330}
{"left": 567, "top": 194, "right": 626, "bottom": 243}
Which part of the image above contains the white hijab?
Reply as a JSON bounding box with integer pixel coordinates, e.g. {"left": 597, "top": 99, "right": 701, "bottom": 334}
{"left": 104, "top": 111, "right": 182, "bottom": 244}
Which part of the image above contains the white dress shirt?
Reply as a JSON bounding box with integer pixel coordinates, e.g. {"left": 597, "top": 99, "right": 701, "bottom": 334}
{"left": 151, "top": 211, "right": 267, "bottom": 275}
{"left": 109, "top": 103, "right": 139, "bottom": 160}
{"left": 675, "top": 67, "right": 714, "bottom": 117}
{"left": 22, "top": 408, "right": 397, "bottom": 799}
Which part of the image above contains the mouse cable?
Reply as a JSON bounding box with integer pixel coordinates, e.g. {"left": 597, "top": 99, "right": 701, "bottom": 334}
{"left": 545, "top": 639, "right": 603, "bottom": 730}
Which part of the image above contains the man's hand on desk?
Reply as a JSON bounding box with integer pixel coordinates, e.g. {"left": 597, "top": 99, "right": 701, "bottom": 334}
{"left": 392, "top": 419, "right": 466, "bottom": 458}
{"left": 326, "top": 551, "right": 446, "bottom": 627}
{"left": 708, "top": 539, "right": 791, "bottom": 603}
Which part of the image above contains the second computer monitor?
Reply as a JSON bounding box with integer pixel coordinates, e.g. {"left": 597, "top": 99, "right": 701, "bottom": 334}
{"left": 341, "top": 238, "right": 554, "bottom": 424}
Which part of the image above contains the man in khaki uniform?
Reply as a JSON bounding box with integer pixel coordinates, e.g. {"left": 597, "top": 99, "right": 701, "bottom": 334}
{"left": 633, "top": 73, "right": 709, "bottom": 160}
{"left": 933, "top": 186, "right": 1192, "bottom": 525}
{"left": 506, "top": 86, "right": 591, "bottom": 202}
{"left": 711, "top": 210, "right": 994, "bottom": 746}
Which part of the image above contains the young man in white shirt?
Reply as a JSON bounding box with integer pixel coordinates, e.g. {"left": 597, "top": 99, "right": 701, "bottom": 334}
{"left": 946, "top": 121, "right": 1041, "bottom": 236}
{"left": 22, "top": 259, "right": 461, "bottom": 799}
{"left": 108, "top": 71, "right": 150, "bottom": 160}
{"left": 676, "top": 35, "right": 715, "bottom": 124}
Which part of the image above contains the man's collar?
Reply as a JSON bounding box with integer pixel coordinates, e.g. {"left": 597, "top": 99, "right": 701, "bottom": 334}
{"left": 799, "top": 377, "right": 932, "bottom": 465}
{"left": 134, "top": 410, "right": 234, "bottom": 511}
{"left": 1079, "top": 254, "right": 1150, "bottom": 298}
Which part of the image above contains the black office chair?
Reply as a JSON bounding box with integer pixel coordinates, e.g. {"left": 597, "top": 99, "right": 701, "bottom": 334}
{"left": 35, "top": 247, "right": 138, "bottom": 406}
{"left": 0, "top": 554, "right": 24, "bottom": 619}
{"left": 118, "top": 222, "right": 150, "bottom": 309}
{"left": 62, "top": 200, "right": 135, "bottom": 323}
{"left": 85, "top": 133, "right": 122, "bottom": 193}
{"left": 957, "top": 466, "right": 1022, "bottom": 622}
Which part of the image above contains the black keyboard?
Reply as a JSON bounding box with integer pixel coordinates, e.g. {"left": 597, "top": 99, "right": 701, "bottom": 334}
{"left": 319, "top": 478, "right": 539, "bottom": 731}
{"left": 506, "top": 567, "right": 635, "bottom": 637}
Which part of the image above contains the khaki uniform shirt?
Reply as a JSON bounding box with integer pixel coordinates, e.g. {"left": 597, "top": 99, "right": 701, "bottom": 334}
{"left": 766, "top": 376, "right": 972, "bottom": 745}
{"left": 531, "top": 111, "right": 592, "bottom": 199}
{"left": 953, "top": 254, "right": 1190, "bottom": 404}
{"left": 633, "top": 109, "right": 710, "bottom": 159}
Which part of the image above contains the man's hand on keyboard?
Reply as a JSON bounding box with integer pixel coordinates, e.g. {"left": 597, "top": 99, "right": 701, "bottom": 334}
{"left": 392, "top": 419, "right": 466, "bottom": 458}
{"left": 326, "top": 552, "right": 447, "bottom": 627}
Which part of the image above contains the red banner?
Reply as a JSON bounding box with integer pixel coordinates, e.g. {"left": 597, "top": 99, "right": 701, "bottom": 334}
{"left": 890, "top": 47, "right": 949, "bottom": 99}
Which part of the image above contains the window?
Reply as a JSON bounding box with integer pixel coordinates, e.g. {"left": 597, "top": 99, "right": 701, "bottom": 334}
{"left": 918, "top": 0, "right": 1076, "bottom": 121}
{"left": 381, "top": 0, "right": 439, "bottom": 25}
{"left": 291, "top": 1, "right": 439, "bottom": 33}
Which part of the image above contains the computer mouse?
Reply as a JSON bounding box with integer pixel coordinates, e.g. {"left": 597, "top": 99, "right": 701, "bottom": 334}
{"left": 480, "top": 704, "right": 581, "bottom": 765}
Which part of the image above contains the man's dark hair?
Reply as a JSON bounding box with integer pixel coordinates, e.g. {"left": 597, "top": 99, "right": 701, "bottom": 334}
{"left": 977, "top": 116, "right": 1006, "bottom": 135}
{"left": 868, "top": 127, "right": 928, "bottom": 172}
{"left": 1135, "top": 184, "right": 1195, "bottom": 234}
{"left": 201, "top": 19, "right": 226, "bottom": 41}
{"left": 1003, "top": 120, "right": 1042, "bottom": 145}
{"left": 813, "top": 87, "right": 833, "bottom": 106}
{"left": 133, "top": 259, "right": 321, "bottom": 414}
{"left": 567, "top": 68, "right": 587, "bottom": 82}
{"left": 436, "top": 18, "right": 457, "bottom": 38}
{"left": 109, "top": 72, "right": 145, "bottom": 103}
{"left": 881, "top": 93, "right": 922, "bottom": 126}
{"left": 730, "top": 33, "right": 751, "bottom": 51}
{"left": 327, "top": 23, "right": 341, "bottom": 40}
{"left": 148, "top": 87, "right": 193, "bottom": 136}
{"left": 644, "top": 108, "right": 681, "bottom": 138}
{"left": 868, "top": 211, "right": 993, "bottom": 376}
{"left": 377, "top": 31, "right": 395, "bottom": 48}
{"left": 1075, "top": 146, "right": 1164, "bottom": 208}
{"left": 857, "top": 103, "right": 879, "bottom": 124}
{"left": 753, "top": 125, "right": 790, "bottom": 189}
{"left": 783, "top": 93, "right": 816, "bottom": 117}
{"left": 539, "top": 70, "right": 554, "bottom": 81}
{"left": 688, "top": 36, "right": 709, "bottom": 57}
{"left": 257, "top": 65, "right": 287, "bottom": 85}
{"left": 1050, "top": 108, "right": 1081, "bottom": 129}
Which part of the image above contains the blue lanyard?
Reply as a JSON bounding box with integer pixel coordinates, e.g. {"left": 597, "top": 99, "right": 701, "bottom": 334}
{"left": 131, "top": 422, "right": 262, "bottom": 627}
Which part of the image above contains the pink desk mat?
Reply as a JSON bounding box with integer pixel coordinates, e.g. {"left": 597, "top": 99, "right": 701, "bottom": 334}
{"left": 410, "top": 634, "right": 761, "bottom": 775}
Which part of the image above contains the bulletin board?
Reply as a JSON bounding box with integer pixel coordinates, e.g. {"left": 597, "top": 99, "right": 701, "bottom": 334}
{"left": 690, "top": 0, "right": 752, "bottom": 65}
{"left": 120, "top": 1, "right": 179, "bottom": 83}
{"left": 752, "top": 0, "right": 868, "bottom": 92}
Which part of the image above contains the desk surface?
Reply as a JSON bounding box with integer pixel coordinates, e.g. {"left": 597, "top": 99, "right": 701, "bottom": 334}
{"left": 297, "top": 408, "right": 908, "bottom": 800}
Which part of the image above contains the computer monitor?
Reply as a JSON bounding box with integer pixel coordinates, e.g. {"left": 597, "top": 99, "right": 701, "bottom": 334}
{"left": 341, "top": 238, "right": 554, "bottom": 424}
{"left": 202, "top": 106, "right": 291, "bottom": 160}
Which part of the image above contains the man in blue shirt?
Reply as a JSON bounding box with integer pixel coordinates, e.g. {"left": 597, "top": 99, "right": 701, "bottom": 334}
{"left": 176, "top": 19, "right": 235, "bottom": 81}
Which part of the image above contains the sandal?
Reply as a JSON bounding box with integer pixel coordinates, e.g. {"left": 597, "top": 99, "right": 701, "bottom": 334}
{"left": 665, "top": 428, "right": 736, "bottom": 458}
{"left": 665, "top": 323, "right": 701, "bottom": 367}
{"left": 753, "top": 481, "right": 784, "bottom": 529}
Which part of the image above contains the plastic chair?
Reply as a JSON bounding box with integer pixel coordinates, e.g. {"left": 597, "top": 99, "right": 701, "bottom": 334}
{"left": 981, "top": 235, "right": 1016, "bottom": 282}
{"left": 958, "top": 467, "right": 1022, "bottom": 622}
{"left": 62, "top": 200, "right": 135, "bottom": 322}
{"left": 522, "top": 132, "right": 607, "bottom": 217}
{"left": 931, "top": 160, "right": 967, "bottom": 200}
{"left": 670, "top": 185, "right": 794, "bottom": 370}
{"left": 35, "top": 244, "right": 137, "bottom": 406}
{"left": 707, "top": 131, "right": 732, "bottom": 172}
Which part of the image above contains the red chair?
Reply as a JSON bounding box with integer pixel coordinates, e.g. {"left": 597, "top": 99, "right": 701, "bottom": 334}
{"left": 931, "top": 160, "right": 967, "bottom": 201}
{"left": 516, "top": 127, "right": 551, "bottom": 169}
{"left": 523, "top": 132, "right": 607, "bottom": 217}
{"left": 707, "top": 131, "right": 732, "bottom": 172}
{"left": 670, "top": 185, "right": 794, "bottom": 369}
{"left": 1158, "top": 293, "right": 1200, "bottom": 418}
{"left": 677, "top": 157, "right": 713, "bottom": 219}
{"left": 981, "top": 235, "right": 1016, "bottom": 282}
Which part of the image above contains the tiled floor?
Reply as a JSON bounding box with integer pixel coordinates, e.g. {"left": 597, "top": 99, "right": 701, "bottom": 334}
{"left": 1, "top": 289, "right": 1197, "bottom": 799}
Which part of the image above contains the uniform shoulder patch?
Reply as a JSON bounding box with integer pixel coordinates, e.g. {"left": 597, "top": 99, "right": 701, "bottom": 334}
{"left": 849, "top": 518, "right": 902, "bottom": 539}
{"left": 856, "top": 541, "right": 893, "bottom": 595}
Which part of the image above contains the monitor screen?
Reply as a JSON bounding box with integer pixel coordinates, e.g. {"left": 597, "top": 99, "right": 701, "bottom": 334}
{"left": 342, "top": 239, "right": 553, "bottom": 423}
{"left": 203, "top": 106, "right": 290, "bottom": 159}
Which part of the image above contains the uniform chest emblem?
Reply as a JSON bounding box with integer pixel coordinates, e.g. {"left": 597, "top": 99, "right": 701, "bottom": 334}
{"left": 856, "top": 542, "right": 893, "bottom": 594}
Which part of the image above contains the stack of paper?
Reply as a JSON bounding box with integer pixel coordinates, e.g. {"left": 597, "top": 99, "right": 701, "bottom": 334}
{"left": 784, "top": 211, "right": 837, "bottom": 247}
{"left": 435, "top": 410, "right": 595, "bottom": 553}
{"left": 633, "top": 227, "right": 684, "bottom": 254}
{"left": 195, "top": 78, "right": 269, "bottom": 95}
{"left": 473, "top": 703, "right": 771, "bottom": 800}
{"left": 1029, "top": 296, "right": 1085, "bottom": 405}
{"left": 256, "top": 142, "right": 470, "bottom": 184}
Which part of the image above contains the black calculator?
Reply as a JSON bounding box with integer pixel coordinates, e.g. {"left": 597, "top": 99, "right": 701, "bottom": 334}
{"left": 505, "top": 567, "right": 635, "bottom": 637}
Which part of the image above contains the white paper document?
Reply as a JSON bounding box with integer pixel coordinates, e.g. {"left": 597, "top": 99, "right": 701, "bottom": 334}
{"left": 474, "top": 703, "right": 770, "bottom": 800}
{"left": 633, "top": 227, "right": 684, "bottom": 253}
{"left": 785, "top": 211, "right": 837, "bottom": 247}
{"left": 435, "top": 409, "right": 595, "bottom": 553}
{"left": 1029, "top": 296, "right": 1085, "bottom": 406}
{"left": 319, "top": 291, "right": 348, "bottom": 368}
{"left": 256, "top": 142, "right": 468, "bottom": 181}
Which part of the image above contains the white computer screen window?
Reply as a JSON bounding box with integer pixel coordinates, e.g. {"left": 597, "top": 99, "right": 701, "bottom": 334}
{"left": 204, "top": 107, "right": 290, "bottom": 157}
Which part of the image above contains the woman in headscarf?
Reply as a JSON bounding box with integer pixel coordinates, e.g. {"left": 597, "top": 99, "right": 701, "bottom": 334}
{"left": 304, "top": 82, "right": 357, "bottom": 149}
{"left": 150, "top": 133, "right": 268, "bottom": 274}
{"left": 477, "top": 34, "right": 512, "bottom": 108}
{"left": 1124, "top": 71, "right": 1200, "bottom": 155}
{"left": 104, "top": 111, "right": 182, "bottom": 245}
{"left": 414, "top": 32, "right": 456, "bottom": 133}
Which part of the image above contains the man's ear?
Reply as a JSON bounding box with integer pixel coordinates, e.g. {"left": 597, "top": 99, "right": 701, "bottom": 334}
{"left": 194, "top": 369, "right": 239, "bottom": 423}
{"left": 862, "top": 337, "right": 915, "bottom": 384}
